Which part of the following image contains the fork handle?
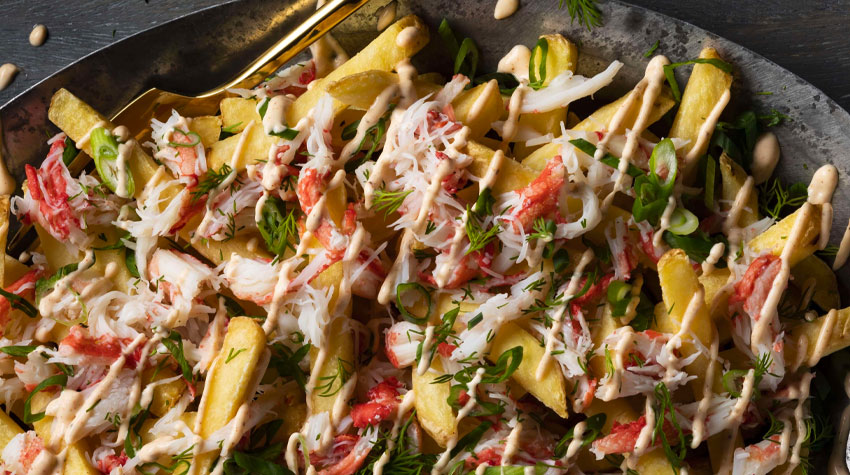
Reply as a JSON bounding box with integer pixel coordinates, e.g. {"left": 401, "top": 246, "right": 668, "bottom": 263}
{"left": 201, "top": 0, "right": 371, "bottom": 97}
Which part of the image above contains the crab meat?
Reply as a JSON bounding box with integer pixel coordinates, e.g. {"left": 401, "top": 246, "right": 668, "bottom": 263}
{"left": 1, "top": 431, "right": 46, "bottom": 474}
{"left": 0, "top": 268, "right": 41, "bottom": 337}
{"left": 148, "top": 249, "right": 217, "bottom": 326}
{"left": 311, "top": 434, "right": 373, "bottom": 475}
{"left": 729, "top": 254, "right": 782, "bottom": 322}
{"left": 731, "top": 436, "right": 782, "bottom": 475}
{"left": 511, "top": 156, "right": 565, "bottom": 232}
{"left": 384, "top": 321, "right": 424, "bottom": 368}
{"left": 350, "top": 378, "right": 402, "bottom": 428}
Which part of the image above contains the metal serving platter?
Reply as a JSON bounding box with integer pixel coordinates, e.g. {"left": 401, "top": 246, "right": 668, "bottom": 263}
{"left": 1, "top": 0, "right": 849, "bottom": 471}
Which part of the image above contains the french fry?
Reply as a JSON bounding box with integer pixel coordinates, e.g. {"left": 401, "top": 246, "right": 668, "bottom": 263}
{"left": 0, "top": 410, "right": 23, "bottom": 455}
{"left": 30, "top": 392, "right": 99, "bottom": 475}
{"left": 190, "top": 115, "right": 223, "bottom": 147}
{"left": 287, "top": 15, "right": 430, "bottom": 124}
{"left": 194, "top": 317, "right": 265, "bottom": 470}
{"left": 49, "top": 89, "right": 160, "bottom": 200}
{"left": 791, "top": 255, "right": 840, "bottom": 311}
{"left": 487, "top": 322, "right": 568, "bottom": 418}
{"left": 786, "top": 307, "right": 850, "bottom": 367}
{"left": 308, "top": 316, "right": 354, "bottom": 416}
{"left": 656, "top": 250, "right": 716, "bottom": 397}
{"left": 412, "top": 358, "right": 456, "bottom": 447}
{"left": 719, "top": 154, "right": 758, "bottom": 226}
{"left": 142, "top": 367, "right": 185, "bottom": 418}
{"left": 220, "top": 97, "right": 262, "bottom": 133}
{"left": 207, "top": 123, "right": 277, "bottom": 172}
{"left": 452, "top": 80, "right": 504, "bottom": 140}
{"left": 571, "top": 86, "right": 675, "bottom": 133}
{"left": 747, "top": 205, "right": 821, "bottom": 267}
{"left": 521, "top": 142, "right": 561, "bottom": 172}
{"left": 4, "top": 255, "right": 30, "bottom": 285}
{"left": 513, "top": 34, "right": 577, "bottom": 158}
{"left": 670, "top": 47, "right": 733, "bottom": 177}
{"left": 325, "top": 70, "right": 440, "bottom": 110}
{"left": 465, "top": 141, "right": 536, "bottom": 193}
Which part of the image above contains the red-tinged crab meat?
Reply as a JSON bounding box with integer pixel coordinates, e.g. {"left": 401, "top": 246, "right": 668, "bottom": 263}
{"left": 638, "top": 230, "right": 664, "bottom": 264}
{"left": 350, "top": 378, "right": 401, "bottom": 428}
{"left": 169, "top": 130, "right": 202, "bottom": 183}
{"left": 59, "top": 325, "right": 125, "bottom": 363}
{"left": 465, "top": 447, "right": 502, "bottom": 470}
{"left": 729, "top": 254, "right": 782, "bottom": 321}
{"left": 96, "top": 451, "right": 128, "bottom": 474}
{"left": 24, "top": 151, "right": 79, "bottom": 240}
{"left": 571, "top": 273, "right": 615, "bottom": 309}
{"left": 732, "top": 436, "right": 782, "bottom": 475}
{"left": 426, "top": 252, "right": 479, "bottom": 290}
{"left": 1, "top": 431, "right": 45, "bottom": 474}
{"left": 384, "top": 321, "right": 422, "bottom": 368}
{"left": 168, "top": 192, "right": 206, "bottom": 234}
{"left": 513, "top": 156, "right": 565, "bottom": 232}
{"left": 437, "top": 342, "right": 457, "bottom": 358}
{"left": 314, "top": 434, "right": 372, "bottom": 475}
{"left": 591, "top": 415, "right": 679, "bottom": 456}
{"left": 297, "top": 168, "right": 325, "bottom": 216}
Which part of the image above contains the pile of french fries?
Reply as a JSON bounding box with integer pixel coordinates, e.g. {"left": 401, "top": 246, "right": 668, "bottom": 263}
{"left": 0, "top": 12, "right": 845, "bottom": 475}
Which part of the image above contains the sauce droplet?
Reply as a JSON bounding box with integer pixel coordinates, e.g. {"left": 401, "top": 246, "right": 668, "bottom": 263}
{"left": 376, "top": 2, "right": 397, "bottom": 31}
{"left": 497, "top": 45, "right": 531, "bottom": 83}
{"left": 808, "top": 164, "right": 839, "bottom": 205}
{"left": 29, "top": 24, "right": 48, "bottom": 47}
{"left": 0, "top": 63, "right": 19, "bottom": 91}
{"left": 751, "top": 131, "right": 780, "bottom": 184}
{"left": 395, "top": 26, "right": 421, "bottom": 49}
{"left": 494, "top": 0, "right": 520, "bottom": 20}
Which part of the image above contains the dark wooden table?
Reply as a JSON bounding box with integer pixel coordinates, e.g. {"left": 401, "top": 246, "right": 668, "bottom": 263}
{"left": 1, "top": 0, "right": 850, "bottom": 111}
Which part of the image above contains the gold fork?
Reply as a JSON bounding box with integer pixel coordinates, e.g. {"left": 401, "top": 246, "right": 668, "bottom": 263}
{"left": 111, "top": 0, "right": 371, "bottom": 130}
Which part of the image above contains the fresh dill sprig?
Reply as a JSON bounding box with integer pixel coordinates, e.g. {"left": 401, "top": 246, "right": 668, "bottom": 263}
{"left": 526, "top": 217, "right": 556, "bottom": 242}
{"left": 372, "top": 188, "right": 413, "bottom": 218}
{"left": 191, "top": 163, "right": 236, "bottom": 202}
{"left": 758, "top": 177, "right": 807, "bottom": 219}
{"left": 762, "top": 413, "right": 785, "bottom": 442}
{"left": 314, "top": 357, "right": 354, "bottom": 397}
{"left": 758, "top": 109, "right": 791, "bottom": 127}
{"left": 652, "top": 383, "right": 689, "bottom": 471}
{"left": 558, "top": 0, "right": 603, "bottom": 31}
{"left": 464, "top": 207, "right": 500, "bottom": 255}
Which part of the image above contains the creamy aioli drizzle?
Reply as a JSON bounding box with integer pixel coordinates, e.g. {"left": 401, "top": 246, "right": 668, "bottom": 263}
{"left": 834, "top": 218, "right": 850, "bottom": 269}
{"left": 751, "top": 132, "right": 780, "bottom": 185}
{"left": 432, "top": 367, "right": 486, "bottom": 474}
{"left": 372, "top": 390, "right": 416, "bottom": 475}
{"left": 376, "top": 2, "right": 397, "bottom": 31}
{"left": 653, "top": 195, "right": 677, "bottom": 247}
{"left": 0, "top": 63, "right": 18, "bottom": 91}
{"left": 683, "top": 89, "right": 731, "bottom": 173}
{"left": 494, "top": 0, "right": 520, "bottom": 20}
{"left": 701, "top": 242, "right": 726, "bottom": 275}
{"left": 497, "top": 45, "right": 531, "bottom": 83}
{"left": 597, "top": 56, "right": 669, "bottom": 210}
{"left": 536, "top": 249, "right": 594, "bottom": 380}
{"left": 29, "top": 24, "right": 48, "bottom": 47}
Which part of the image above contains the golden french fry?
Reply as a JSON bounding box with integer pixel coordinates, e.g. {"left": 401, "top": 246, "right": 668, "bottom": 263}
{"left": 0, "top": 410, "right": 23, "bottom": 455}
{"left": 487, "top": 322, "right": 568, "bottom": 418}
{"left": 719, "top": 154, "right": 758, "bottom": 226}
{"left": 412, "top": 358, "right": 456, "bottom": 448}
{"left": 521, "top": 142, "right": 561, "bottom": 172}
{"left": 572, "top": 86, "right": 676, "bottom": 133}
{"left": 288, "top": 15, "right": 430, "bottom": 124}
{"left": 452, "top": 80, "right": 503, "bottom": 139}
{"left": 207, "top": 123, "right": 277, "bottom": 172}
{"left": 670, "top": 47, "right": 733, "bottom": 177}
{"left": 656, "top": 250, "right": 717, "bottom": 397}
{"left": 48, "top": 89, "right": 160, "bottom": 200}
{"left": 195, "top": 317, "right": 266, "bottom": 470}
{"left": 220, "top": 97, "right": 262, "bottom": 133}
{"left": 325, "top": 70, "right": 440, "bottom": 110}
{"left": 747, "top": 205, "right": 821, "bottom": 267}
{"left": 4, "top": 255, "right": 30, "bottom": 286}
{"left": 786, "top": 307, "right": 850, "bottom": 368}
{"left": 142, "top": 367, "right": 185, "bottom": 418}
{"left": 792, "top": 255, "right": 840, "bottom": 311}
{"left": 465, "top": 141, "right": 536, "bottom": 193}
{"left": 30, "top": 392, "right": 98, "bottom": 475}
{"left": 190, "top": 115, "right": 223, "bottom": 147}
{"left": 308, "top": 316, "right": 354, "bottom": 416}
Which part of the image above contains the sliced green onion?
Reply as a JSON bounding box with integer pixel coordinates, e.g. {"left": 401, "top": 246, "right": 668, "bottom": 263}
{"left": 0, "top": 288, "right": 37, "bottom": 318}
{"left": 722, "top": 369, "right": 747, "bottom": 398}
{"left": 24, "top": 374, "right": 68, "bottom": 423}
{"left": 90, "top": 127, "right": 135, "bottom": 197}
{"left": 528, "top": 37, "right": 549, "bottom": 90}
{"left": 668, "top": 208, "right": 699, "bottom": 235}
{"left": 607, "top": 281, "right": 632, "bottom": 303}
{"left": 0, "top": 345, "right": 38, "bottom": 357}
{"left": 168, "top": 129, "right": 201, "bottom": 148}
{"left": 649, "top": 138, "right": 677, "bottom": 196}
{"left": 396, "top": 282, "right": 431, "bottom": 324}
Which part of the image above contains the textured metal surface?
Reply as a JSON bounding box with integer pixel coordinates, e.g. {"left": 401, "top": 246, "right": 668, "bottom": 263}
{"left": 1, "top": 0, "right": 849, "bottom": 468}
